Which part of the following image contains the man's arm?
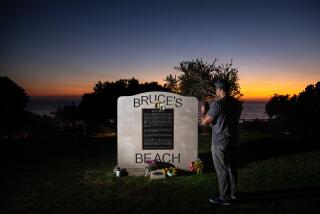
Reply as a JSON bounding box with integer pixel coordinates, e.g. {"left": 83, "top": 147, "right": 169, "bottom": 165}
{"left": 200, "top": 105, "right": 214, "bottom": 127}
{"left": 200, "top": 114, "right": 213, "bottom": 127}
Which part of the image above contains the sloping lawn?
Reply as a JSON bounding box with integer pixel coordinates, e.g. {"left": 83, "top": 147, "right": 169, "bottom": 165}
{"left": 1, "top": 131, "right": 320, "bottom": 213}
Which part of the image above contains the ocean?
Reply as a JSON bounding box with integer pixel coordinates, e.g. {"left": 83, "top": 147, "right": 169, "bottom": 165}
{"left": 240, "top": 101, "right": 268, "bottom": 120}
{"left": 27, "top": 98, "right": 268, "bottom": 120}
{"left": 27, "top": 98, "right": 81, "bottom": 116}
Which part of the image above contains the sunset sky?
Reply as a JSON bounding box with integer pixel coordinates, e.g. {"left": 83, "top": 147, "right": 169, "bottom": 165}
{"left": 1, "top": 0, "right": 319, "bottom": 100}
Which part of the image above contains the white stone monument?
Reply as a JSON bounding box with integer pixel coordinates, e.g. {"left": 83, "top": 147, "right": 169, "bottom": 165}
{"left": 117, "top": 91, "right": 198, "bottom": 176}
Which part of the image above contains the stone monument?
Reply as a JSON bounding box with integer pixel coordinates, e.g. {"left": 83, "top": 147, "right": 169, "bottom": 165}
{"left": 117, "top": 91, "right": 198, "bottom": 176}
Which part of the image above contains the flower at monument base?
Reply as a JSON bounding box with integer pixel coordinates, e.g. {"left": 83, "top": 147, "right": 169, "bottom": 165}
{"left": 146, "top": 159, "right": 157, "bottom": 171}
{"left": 162, "top": 167, "right": 177, "bottom": 177}
{"left": 145, "top": 160, "right": 158, "bottom": 177}
{"left": 189, "top": 159, "right": 203, "bottom": 174}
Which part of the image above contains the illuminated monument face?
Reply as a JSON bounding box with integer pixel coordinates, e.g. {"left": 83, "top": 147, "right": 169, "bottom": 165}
{"left": 117, "top": 91, "right": 198, "bottom": 176}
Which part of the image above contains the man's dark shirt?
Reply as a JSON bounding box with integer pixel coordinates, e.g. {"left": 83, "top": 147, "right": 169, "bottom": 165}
{"left": 207, "top": 96, "right": 243, "bottom": 146}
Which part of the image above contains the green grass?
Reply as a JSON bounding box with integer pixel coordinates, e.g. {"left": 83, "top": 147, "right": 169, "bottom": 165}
{"left": 1, "top": 131, "right": 320, "bottom": 214}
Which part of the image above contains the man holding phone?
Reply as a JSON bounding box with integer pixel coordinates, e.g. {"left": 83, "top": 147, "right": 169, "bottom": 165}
{"left": 200, "top": 79, "right": 243, "bottom": 206}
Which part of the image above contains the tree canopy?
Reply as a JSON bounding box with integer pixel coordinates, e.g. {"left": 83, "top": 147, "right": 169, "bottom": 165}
{"left": 0, "top": 76, "right": 29, "bottom": 114}
{"left": 164, "top": 58, "right": 243, "bottom": 100}
{"left": 266, "top": 81, "right": 320, "bottom": 136}
{"left": 78, "top": 78, "right": 168, "bottom": 123}
{"left": 0, "top": 76, "right": 29, "bottom": 137}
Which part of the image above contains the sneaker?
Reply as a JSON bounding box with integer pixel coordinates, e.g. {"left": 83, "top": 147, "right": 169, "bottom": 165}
{"left": 231, "top": 195, "right": 238, "bottom": 200}
{"left": 209, "top": 198, "right": 231, "bottom": 206}
{"left": 231, "top": 192, "right": 239, "bottom": 200}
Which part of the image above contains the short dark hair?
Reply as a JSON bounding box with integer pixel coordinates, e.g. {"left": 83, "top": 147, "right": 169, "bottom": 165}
{"left": 215, "top": 79, "right": 230, "bottom": 93}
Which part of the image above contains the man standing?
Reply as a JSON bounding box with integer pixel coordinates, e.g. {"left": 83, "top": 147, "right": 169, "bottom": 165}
{"left": 200, "top": 79, "right": 243, "bottom": 206}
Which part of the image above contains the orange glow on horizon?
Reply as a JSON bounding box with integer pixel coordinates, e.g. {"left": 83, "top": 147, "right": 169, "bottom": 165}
{"left": 25, "top": 84, "right": 93, "bottom": 98}
{"left": 239, "top": 80, "right": 319, "bottom": 101}
{"left": 25, "top": 80, "right": 309, "bottom": 102}
{"left": 21, "top": 68, "right": 319, "bottom": 102}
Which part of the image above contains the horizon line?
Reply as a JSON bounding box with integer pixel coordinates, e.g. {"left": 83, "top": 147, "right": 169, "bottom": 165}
{"left": 29, "top": 94, "right": 269, "bottom": 102}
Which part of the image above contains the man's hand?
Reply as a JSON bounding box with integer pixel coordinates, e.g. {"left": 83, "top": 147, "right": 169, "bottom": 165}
{"left": 201, "top": 105, "right": 206, "bottom": 115}
{"left": 200, "top": 104, "right": 213, "bottom": 127}
{"left": 200, "top": 114, "right": 213, "bottom": 127}
{"left": 201, "top": 101, "right": 210, "bottom": 115}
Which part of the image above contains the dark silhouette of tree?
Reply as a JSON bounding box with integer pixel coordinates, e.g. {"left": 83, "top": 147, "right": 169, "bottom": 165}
{"left": 0, "top": 76, "right": 29, "bottom": 113}
{"left": 56, "top": 102, "right": 79, "bottom": 127}
{"left": 295, "top": 82, "right": 320, "bottom": 135}
{"left": 164, "top": 58, "right": 243, "bottom": 99}
{"left": 165, "top": 74, "right": 180, "bottom": 94}
{"left": 0, "top": 76, "right": 29, "bottom": 138}
{"left": 265, "top": 94, "right": 291, "bottom": 120}
{"left": 266, "top": 81, "right": 320, "bottom": 136}
{"left": 78, "top": 78, "right": 167, "bottom": 134}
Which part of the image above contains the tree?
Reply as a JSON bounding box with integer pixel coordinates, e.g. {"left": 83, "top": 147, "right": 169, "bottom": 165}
{"left": 56, "top": 102, "right": 79, "bottom": 127}
{"left": 164, "top": 58, "right": 243, "bottom": 100}
{"left": 265, "top": 94, "right": 291, "bottom": 119}
{"left": 265, "top": 81, "right": 320, "bottom": 136}
{"left": 0, "top": 76, "right": 29, "bottom": 137}
{"left": 295, "top": 82, "right": 320, "bottom": 135}
{"left": 78, "top": 78, "right": 168, "bottom": 134}
{"left": 0, "top": 76, "right": 29, "bottom": 114}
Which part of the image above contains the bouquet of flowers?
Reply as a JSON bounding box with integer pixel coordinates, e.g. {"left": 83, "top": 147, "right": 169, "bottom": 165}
{"left": 146, "top": 160, "right": 157, "bottom": 171}
{"left": 145, "top": 160, "right": 158, "bottom": 176}
{"left": 162, "top": 167, "right": 177, "bottom": 177}
{"left": 189, "top": 159, "right": 203, "bottom": 174}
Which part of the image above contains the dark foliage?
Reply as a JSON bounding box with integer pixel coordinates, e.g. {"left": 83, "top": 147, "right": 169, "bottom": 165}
{"left": 56, "top": 103, "right": 79, "bottom": 126}
{"left": 240, "top": 119, "right": 270, "bottom": 133}
{"left": 0, "top": 76, "right": 29, "bottom": 138}
{"left": 53, "top": 78, "right": 167, "bottom": 135}
{"left": 55, "top": 102, "right": 82, "bottom": 134}
{"left": 165, "top": 58, "right": 243, "bottom": 100}
{"left": 0, "top": 76, "right": 61, "bottom": 141}
{"left": 77, "top": 78, "right": 167, "bottom": 133}
{"left": 265, "top": 81, "right": 320, "bottom": 136}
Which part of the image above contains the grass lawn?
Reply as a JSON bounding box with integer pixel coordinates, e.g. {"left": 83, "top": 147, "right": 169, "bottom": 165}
{"left": 1, "top": 130, "right": 320, "bottom": 214}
